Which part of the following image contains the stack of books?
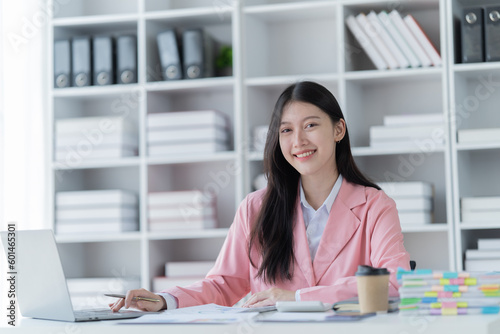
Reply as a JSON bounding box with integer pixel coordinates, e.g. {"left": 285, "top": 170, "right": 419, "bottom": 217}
{"left": 55, "top": 116, "right": 137, "bottom": 162}
{"left": 465, "top": 238, "right": 500, "bottom": 271}
{"left": 67, "top": 277, "right": 140, "bottom": 310}
{"left": 55, "top": 190, "right": 138, "bottom": 234}
{"left": 153, "top": 260, "right": 215, "bottom": 292}
{"left": 397, "top": 269, "right": 500, "bottom": 315}
{"left": 370, "top": 113, "right": 445, "bottom": 148}
{"left": 378, "top": 182, "right": 434, "bottom": 225}
{"left": 148, "top": 190, "right": 217, "bottom": 231}
{"left": 457, "top": 128, "right": 500, "bottom": 145}
{"left": 147, "top": 110, "right": 229, "bottom": 156}
{"left": 345, "top": 10, "right": 441, "bottom": 70}
{"left": 461, "top": 196, "right": 500, "bottom": 223}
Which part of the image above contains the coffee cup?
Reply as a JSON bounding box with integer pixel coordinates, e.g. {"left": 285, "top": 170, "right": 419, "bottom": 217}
{"left": 355, "top": 265, "right": 390, "bottom": 314}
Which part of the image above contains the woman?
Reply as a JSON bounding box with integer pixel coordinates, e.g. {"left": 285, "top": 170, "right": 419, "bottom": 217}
{"left": 110, "top": 81, "right": 410, "bottom": 312}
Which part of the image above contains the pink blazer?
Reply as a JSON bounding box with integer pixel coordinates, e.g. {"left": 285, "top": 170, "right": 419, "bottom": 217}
{"left": 163, "top": 178, "right": 411, "bottom": 308}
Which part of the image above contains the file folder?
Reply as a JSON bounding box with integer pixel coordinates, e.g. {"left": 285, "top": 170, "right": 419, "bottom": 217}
{"left": 484, "top": 6, "right": 500, "bottom": 62}
{"left": 461, "top": 7, "right": 484, "bottom": 63}
{"left": 182, "top": 28, "right": 215, "bottom": 79}
{"left": 157, "top": 29, "right": 182, "bottom": 80}
{"left": 116, "top": 35, "right": 137, "bottom": 84}
{"left": 54, "top": 39, "right": 71, "bottom": 88}
{"left": 92, "top": 35, "right": 114, "bottom": 86}
{"left": 71, "top": 36, "right": 92, "bottom": 87}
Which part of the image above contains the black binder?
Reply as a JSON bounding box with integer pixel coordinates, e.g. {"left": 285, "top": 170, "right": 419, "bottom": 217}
{"left": 484, "top": 6, "right": 500, "bottom": 62}
{"left": 461, "top": 7, "right": 484, "bottom": 63}
{"left": 116, "top": 35, "right": 137, "bottom": 84}
{"left": 93, "top": 35, "right": 114, "bottom": 86}
{"left": 54, "top": 39, "right": 71, "bottom": 88}
{"left": 182, "top": 28, "right": 215, "bottom": 79}
{"left": 71, "top": 36, "right": 92, "bottom": 87}
{"left": 157, "top": 29, "right": 182, "bottom": 80}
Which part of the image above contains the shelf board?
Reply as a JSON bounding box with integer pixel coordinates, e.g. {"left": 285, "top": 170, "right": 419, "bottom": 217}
{"left": 52, "top": 84, "right": 142, "bottom": 98}
{"left": 352, "top": 145, "right": 446, "bottom": 157}
{"left": 245, "top": 1, "right": 336, "bottom": 21}
{"left": 147, "top": 151, "right": 237, "bottom": 165}
{"left": 344, "top": 67, "right": 443, "bottom": 84}
{"left": 460, "top": 223, "right": 500, "bottom": 230}
{"left": 401, "top": 224, "right": 449, "bottom": 233}
{"left": 52, "top": 156, "right": 141, "bottom": 170}
{"left": 453, "top": 62, "right": 500, "bottom": 76}
{"left": 55, "top": 231, "right": 142, "bottom": 243}
{"left": 147, "top": 228, "right": 229, "bottom": 240}
{"left": 146, "top": 77, "right": 234, "bottom": 93}
{"left": 52, "top": 14, "right": 139, "bottom": 27}
{"left": 144, "top": 7, "right": 233, "bottom": 24}
{"left": 246, "top": 73, "right": 338, "bottom": 87}
{"left": 456, "top": 142, "right": 500, "bottom": 151}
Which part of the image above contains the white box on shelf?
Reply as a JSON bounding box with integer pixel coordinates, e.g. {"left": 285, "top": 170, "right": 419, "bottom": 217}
{"left": 56, "top": 133, "right": 138, "bottom": 149}
{"left": 461, "top": 196, "right": 500, "bottom": 212}
{"left": 149, "top": 206, "right": 215, "bottom": 220}
{"left": 56, "top": 221, "right": 138, "bottom": 234}
{"left": 465, "top": 258, "right": 500, "bottom": 271}
{"left": 56, "top": 190, "right": 138, "bottom": 208}
{"left": 56, "top": 207, "right": 138, "bottom": 220}
{"left": 478, "top": 239, "right": 500, "bottom": 250}
{"left": 55, "top": 116, "right": 137, "bottom": 135}
{"left": 398, "top": 211, "right": 433, "bottom": 225}
{"left": 164, "top": 261, "right": 216, "bottom": 278}
{"left": 465, "top": 249, "right": 500, "bottom": 260}
{"left": 383, "top": 113, "right": 444, "bottom": 126}
{"left": 148, "top": 219, "right": 217, "bottom": 231}
{"left": 147, "top": 126, "right": 228, "bottom": 144}
{"left": 378, "top": 182, "right": 434, "bottom": 198}
{"left": 147, "top": 110, "right": 228, "bottom": 129}
{"left": 55, "top": 146, "right": 136, "bottom": 161}
{"left": 370, "top": 124, "right": 444, "bottom": 141}
{"left": 393, "top": 197, "right": 433, "bottom": 212}
{"left": 148, "top": 141, "right": 228, "bottom": 156}
{"left": 461, "top": 210, "right": 500, "bottom": 223}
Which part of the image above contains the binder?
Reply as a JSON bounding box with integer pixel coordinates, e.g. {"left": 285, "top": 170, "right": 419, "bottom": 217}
{"left": 116, "top": 35, "right": 137, "bottom": 84}
{"left": 182, "top": 28, "right": 215, "bottom": 79}
{"left": 366, "top": 11, "right": 410, "bottom": 68}
{"left": 92, "top": 35, "right": 114, "bottom": 86}
{"left": 388, "top": 10, "right": 432, "bottom": 67}
{"left": 54, "top": 39, "right": 71, "bottom": 88}
{"left": 157, "top": 29, "right": 182, "bottom": 80}
{"left": 461, "top": 7, "right": 484, "bottom": 63}
{"left": 378, "top": 10, "right": 420, "bottom": 68}
{"left": 484, "top": 6, "right": 500, "bottom": 62}
{"left": 345, "top": 15, "right": 388, "bottom": 70}
{"left": 356, "top": 13, "right": 399, "bottom": 69}
{"left": 71, "top": 36, "right": 92, "bottom": 87}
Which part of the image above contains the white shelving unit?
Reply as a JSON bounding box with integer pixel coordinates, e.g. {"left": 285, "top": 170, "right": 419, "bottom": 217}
{"left": 46, "top": 0, "right": 500, "bottom": 292}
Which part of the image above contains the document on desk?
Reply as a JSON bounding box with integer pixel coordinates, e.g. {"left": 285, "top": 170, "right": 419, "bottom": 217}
{"left": 120, "top": 304, "right": 261, "bottom": 324}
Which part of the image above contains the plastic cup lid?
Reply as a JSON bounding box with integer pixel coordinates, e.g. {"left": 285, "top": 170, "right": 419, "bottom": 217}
{"left": 355, "top": 265, "right": 389, "bottom": 276}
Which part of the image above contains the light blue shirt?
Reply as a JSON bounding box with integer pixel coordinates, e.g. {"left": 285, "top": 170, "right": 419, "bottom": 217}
{"left": 296, "top": 174, "right": 343, "bottom": 301}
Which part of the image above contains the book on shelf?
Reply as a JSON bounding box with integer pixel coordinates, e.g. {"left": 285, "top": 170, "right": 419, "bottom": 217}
{"left": 152, "top": 276, "right": 203, "bottom": 292}
{"left": 478, "top": 239, "right": 500, "bottom": 250}
{"left": 457, "top": 128, "right": 500, "bottom": 144}
{"left": 465, "top": 249, "right": 500, "bottom": 260}
{"left": 399, "top": 211, "right": 433, "bottom": 225}
{"left": 388, "top": 10, "right": 432, "bottom": 67}
{"left": 403, "top": 14, "right": 442, "bottom": 67}
{"left": 356, "top": 13, "right": 399, "bottom": 69}
{"left": 147, "top": 110, "right": 228, "bottom": 129}
{"left": 378, "top": 181, "right": 433, "bottom": 198}
{"left": 370, "top": 124, "right": 444, "bottom": 141}
{"left": 147, "top": 126, "right": 228, "bottom": 144}
{"left": 55, "top": 116, "right": 136, "bottom": 135}
{"left": 393, "top": 197, "right": 433, "bottom": 212}
{"left": 465, "top": 258, "right": 500, "bottom": 271}
{"left": 55, "top": 146, "right": 136, "bottom": 161}
{"left": 165, "top": 261, "right": 216, "bottom": 277}
{"left": 56, "top": 220, "right": 138, "bottom": 234}
{"left": 383, "top": 113, "right": 444, "bottom": 126}
{"left": 149, "top": 206, "right": 215, "bottom": 220}
{"left": 366, "top": 11, "right": 410, "bottom": 69}
{"left": 345, "top": 15, "right": 388, "bottom": 70}
{"left": 461, "top": 210, "right": 500, "bottom": 223}
{"left": 461, "top": 196, "right": 500, "bottom": 212}
{"left": 148, "top": 190, "right": 215, "bottom": 207}
{"left": 148, "top": 219, "right": 217, "bottom": 231}
{"left": 55, "top": 133, "right": 138, "bottom": 149}
{"left": 148, "top": 141, "right": 228, "bottom": 156}
{"left": 378, "top": 10, "right": 420, "bottom": 68}
{"left": 56, "top": 189, "right": 138, "bottom": 208}
{"left": 56, "top": 207, "right": 138, "bottom": 221}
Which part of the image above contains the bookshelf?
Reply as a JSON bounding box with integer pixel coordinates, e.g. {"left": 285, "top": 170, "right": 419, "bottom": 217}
{"left": 45, "top": 0, "right": 500, "bottom": 298}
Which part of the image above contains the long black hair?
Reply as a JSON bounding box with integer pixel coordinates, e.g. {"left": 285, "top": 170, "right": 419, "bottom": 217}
{"left": 248, "top": 81, "right": 380, "bottom": 284}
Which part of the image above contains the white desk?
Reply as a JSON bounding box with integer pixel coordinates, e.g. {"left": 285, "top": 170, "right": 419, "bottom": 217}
{"left": 2, "top": 313, "right": 500, "bottom": 334}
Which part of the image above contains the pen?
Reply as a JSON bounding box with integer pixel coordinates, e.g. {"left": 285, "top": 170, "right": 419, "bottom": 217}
{"left": 105, "top": 293, "right": 161, "bottom": 302}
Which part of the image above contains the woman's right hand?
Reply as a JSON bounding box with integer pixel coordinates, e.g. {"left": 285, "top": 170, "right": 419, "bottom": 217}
{"left": 109, "top": 288, "right": 166, "bottom": 312}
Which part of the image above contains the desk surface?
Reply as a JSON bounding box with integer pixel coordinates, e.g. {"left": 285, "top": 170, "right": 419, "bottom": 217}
{"left": 2, "top": 313, "right": 500, "bottom": 334}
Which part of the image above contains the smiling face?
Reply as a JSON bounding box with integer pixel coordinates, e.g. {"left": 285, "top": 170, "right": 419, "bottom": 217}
{"left": 278, "top": 101, "right": 345, "bottom": 182}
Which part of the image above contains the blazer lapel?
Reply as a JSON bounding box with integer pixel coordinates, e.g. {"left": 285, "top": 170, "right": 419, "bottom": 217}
{"left": 312, "top": 179, "right": 365, "bottom": 283}
{"left": 293, "top": 203, "right": 316, "bottom": 287}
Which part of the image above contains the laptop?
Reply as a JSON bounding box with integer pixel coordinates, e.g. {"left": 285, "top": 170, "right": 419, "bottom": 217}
{"left": 0, "top": 229, "right": 149, "bottom": 322}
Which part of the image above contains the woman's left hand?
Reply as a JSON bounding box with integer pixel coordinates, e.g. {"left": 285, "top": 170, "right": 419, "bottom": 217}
{"left": 242, "top": 287, "right": 295, "bottom": 308}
